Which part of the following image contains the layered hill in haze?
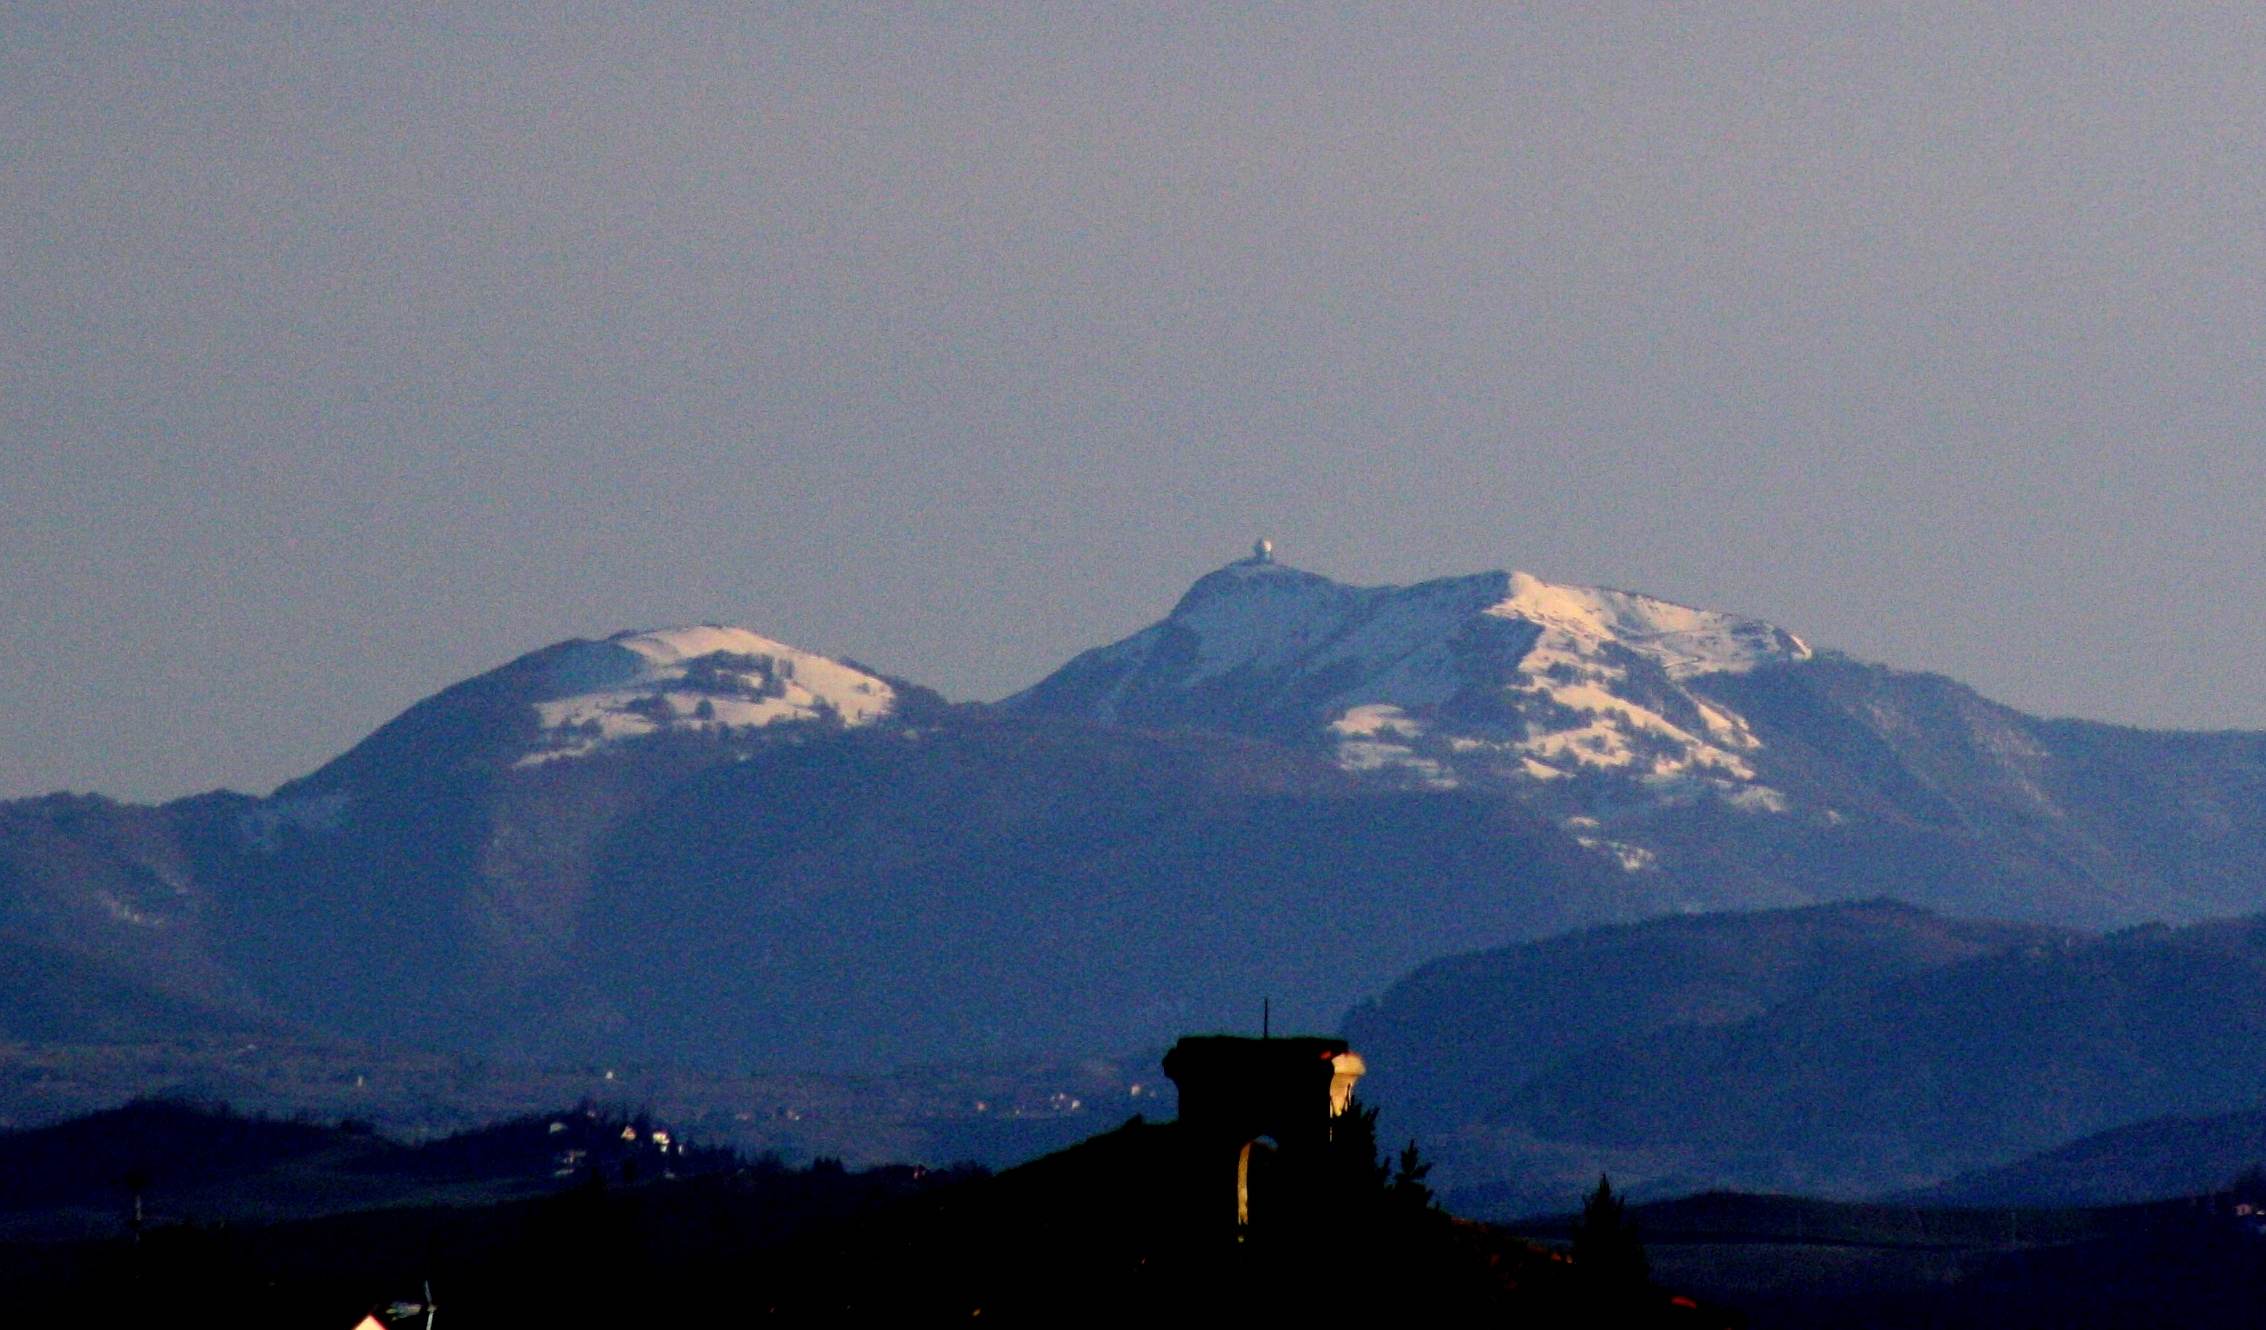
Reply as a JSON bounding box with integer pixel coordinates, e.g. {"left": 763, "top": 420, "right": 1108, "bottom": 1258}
{"left": 1349, "top": 902, "right": 2266, "bottom": 1213}
{"left": 4, "top": 552, "right": 2264, "bottom": 1083}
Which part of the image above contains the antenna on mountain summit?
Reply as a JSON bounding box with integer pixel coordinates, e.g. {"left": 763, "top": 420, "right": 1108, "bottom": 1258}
{"left": 1262, "top": 997, "right": 1270, "bottom": 1038}
{"left": 1251, "top": 537, "right": 1274, "bottom": 564}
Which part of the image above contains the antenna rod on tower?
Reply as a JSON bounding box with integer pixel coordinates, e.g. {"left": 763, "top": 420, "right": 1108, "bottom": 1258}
{"left": 1263, "top": 997, "right": 1270, "bottom": 1038}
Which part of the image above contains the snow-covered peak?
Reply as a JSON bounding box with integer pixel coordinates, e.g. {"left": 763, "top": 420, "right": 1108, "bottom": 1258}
{"left": 1167, "top": 559, "right": 1397, "bottom": 686}
{"left": 515, "top": 625, "right": 896, "bottom": 767}
{"left": 1142, "top": 560, "right": 1804, "bottom": 701}
{"left": 1011, "top": 555, "right": 1815, "bottom": 844}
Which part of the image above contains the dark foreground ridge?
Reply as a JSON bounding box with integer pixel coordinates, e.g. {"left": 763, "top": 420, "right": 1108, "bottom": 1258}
{"left": 10, "top": 1071, "right": 2265, "bottom": 1326}
{"left": 1527, "top": 1184, "right": 2266, "bottom": 1330}
{"left": 0, "top": 1049, "right": 1736, "bottom": 1327}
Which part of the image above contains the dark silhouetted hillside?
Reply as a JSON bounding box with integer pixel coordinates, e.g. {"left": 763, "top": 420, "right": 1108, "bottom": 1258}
{"left": 1347, "top": 903, "right": 2266, "bottom": 1210}
{"left": 1918, "top": 1105, "right": 2266, "bottom": 1207}
{"left": 1345, "top": 898, "right": 2068, "bottom": 1144}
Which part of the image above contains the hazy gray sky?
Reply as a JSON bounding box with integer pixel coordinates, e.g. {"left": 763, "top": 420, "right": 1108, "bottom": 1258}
{"left": 6, "top": 5, "right": 2264, "bottom": 801}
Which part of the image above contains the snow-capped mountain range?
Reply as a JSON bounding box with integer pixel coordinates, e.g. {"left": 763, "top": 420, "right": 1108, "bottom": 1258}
{"left": 4, "top": 548, "right": 2265, "bottom": 1077}
{"left": 496, "top": 555, "right": 1820, "bottom": 843}
{"left": 501, "top": 557, "right": 1813, "bottom": 817}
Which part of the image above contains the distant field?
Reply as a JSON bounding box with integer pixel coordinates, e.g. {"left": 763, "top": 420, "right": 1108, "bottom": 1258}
{"left": 0, "top": 1035, "right": 1162, "bottom": 1171}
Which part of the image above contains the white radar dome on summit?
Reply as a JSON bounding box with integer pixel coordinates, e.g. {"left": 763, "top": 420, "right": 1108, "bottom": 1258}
{"left": 1251, "top": 537, "right": 1274, "bottom": 563}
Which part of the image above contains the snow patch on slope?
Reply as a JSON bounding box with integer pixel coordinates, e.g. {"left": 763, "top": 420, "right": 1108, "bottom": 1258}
{"left": 1441, "top": 572, "right": 1803, "bottom": 792}
{"left": 1292, "top": 570, "right": 1808, "bottom": 808}
{"left": 1562, "top": 816, "right": 1659, "bottom": 872}
{"left": 516, "top": 626, "right": 895, "bottom": 767}
{"left": 1490, "top": 573, "right": 1808, "bottom": 680}
{"left": 1328, "top": 704, "right": 1458, "bottom": 789}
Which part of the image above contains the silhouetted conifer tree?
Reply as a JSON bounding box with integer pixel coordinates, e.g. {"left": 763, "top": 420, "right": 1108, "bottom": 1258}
{"left": 1390, "top": 1138, "right": 1435, "bottom": 1211}
{"left": 1573, "top": 1173, "right": 1649, "bottom": 1292}
{"left": 1326, "top": 1098, "right": 1392, "bottom": 1195}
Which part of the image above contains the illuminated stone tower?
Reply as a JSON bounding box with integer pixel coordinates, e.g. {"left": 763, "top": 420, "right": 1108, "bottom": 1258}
{"left": 1162, "top": 1034, "right": 1366, "bottom": 1232}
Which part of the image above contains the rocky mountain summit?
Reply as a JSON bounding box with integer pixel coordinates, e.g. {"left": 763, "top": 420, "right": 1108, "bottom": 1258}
{"left": 1011, "top": 553, "right": 1809, "bottom": 814}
